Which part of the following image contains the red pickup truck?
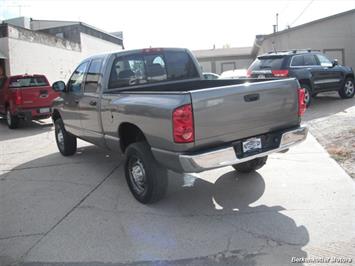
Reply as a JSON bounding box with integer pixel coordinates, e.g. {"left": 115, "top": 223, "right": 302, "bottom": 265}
{"left": 0, "top": 74, "right": 59, "bottom": 128}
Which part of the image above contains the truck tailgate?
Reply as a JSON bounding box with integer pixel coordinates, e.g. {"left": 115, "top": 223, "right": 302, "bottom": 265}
{"left": 18, "top": 86, "right": 59, "bottom": 108}
{"left": 190, "top": 78, "right": 300, "bottom": 147}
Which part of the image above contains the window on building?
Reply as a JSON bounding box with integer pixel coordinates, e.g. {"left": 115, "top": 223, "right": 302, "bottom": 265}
{"left": 84, "top": 59, "right": 103, "bottom": 93}
{"left": 68, "top": 61, "right": 89, "bottom": 93}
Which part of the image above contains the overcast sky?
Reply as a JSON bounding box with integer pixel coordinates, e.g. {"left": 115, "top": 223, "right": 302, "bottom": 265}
{"left": 0, "top": 0, "right": 354, "bottom": 50}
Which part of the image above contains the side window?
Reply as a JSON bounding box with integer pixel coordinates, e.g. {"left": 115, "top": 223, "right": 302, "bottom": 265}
{"left": 316, "top": 54, "right": 332, "bottom": 67}
{"left": 68, "top": 62, "right": 89, "bottom": 93}
{"left": 303, "top": 54, "right": 318, "bottom": 66}
{"left": 109, "top": 55, "right": 146, "bottom": 89}
{"left": 291, "top": 55, "right": 304, "bottom": 66}
{"left": 84, "top": 59, "right": 102, "bottom": 93}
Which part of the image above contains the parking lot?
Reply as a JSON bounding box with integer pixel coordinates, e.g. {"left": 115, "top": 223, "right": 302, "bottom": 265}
{"left": 0, "top": 95, "right": 354, "bottom": 266}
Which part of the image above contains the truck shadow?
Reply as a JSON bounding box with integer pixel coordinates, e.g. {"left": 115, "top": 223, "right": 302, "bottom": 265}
{"left": 0, "top": 117, "right": 53, "bottom": 141}
{"left": 1, "top": 147, "right": 309, "bottom": 266}
{"left": 304, "top": 92, "right": 355, "bottom": 121}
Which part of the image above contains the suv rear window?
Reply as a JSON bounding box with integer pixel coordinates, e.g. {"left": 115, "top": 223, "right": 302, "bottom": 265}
{"left": 9, "top": 76, "right": 48, "bottom": 88}
{"left": 249, "top": 56, "right": 284, "bottom": 70}
{"left": 109, "top": 50, "right": 199, "bottom": 89}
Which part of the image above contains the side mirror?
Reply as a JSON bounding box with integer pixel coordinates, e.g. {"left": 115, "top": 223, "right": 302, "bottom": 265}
{"left": 332, "top": 59, "right": 338, "bottom": 67}
{"left": 52, "top": 81, "right": 66, "bottom": 92}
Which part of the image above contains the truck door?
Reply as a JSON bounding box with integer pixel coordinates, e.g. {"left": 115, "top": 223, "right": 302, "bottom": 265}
{"left": 313, "top": 54, "right": 343, "bottom": 91}
{"left": 79, "top": 58, "right": 105, "bottom": 145}
{"left": 61, "top": 61, "right": 89, "bottom": 136}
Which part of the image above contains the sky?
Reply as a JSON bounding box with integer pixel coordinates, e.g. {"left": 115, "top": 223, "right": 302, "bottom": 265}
{"left": 0, "top": 0, "right": 354, "bottom": 50}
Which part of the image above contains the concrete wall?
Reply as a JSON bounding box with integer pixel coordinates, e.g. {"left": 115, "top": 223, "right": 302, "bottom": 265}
{"left": 259, "top": 11, "right": 355, "bottom": 69}
{"left": 80, "top": 32, "right": 122, "bottom": 56}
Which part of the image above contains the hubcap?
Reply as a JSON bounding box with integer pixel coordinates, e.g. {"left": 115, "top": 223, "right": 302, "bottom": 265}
{"left": 345, "top": 80, "right": 354, "bottom": 96}
{"left": 129, "top": 157, "right": 146, "bottom": 195}
{"left": 57, "top": 128, "right": 64, "bottom": 150}
{"left": 6, "top": 110, "right": 11, "bottom": 126}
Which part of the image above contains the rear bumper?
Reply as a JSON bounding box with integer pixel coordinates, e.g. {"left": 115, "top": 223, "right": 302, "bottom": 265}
{"left": 14, "top": 107, "right": 52, "bottom": 120}
{"left": 152, "top": 126, "right": 308, "bottom": 173}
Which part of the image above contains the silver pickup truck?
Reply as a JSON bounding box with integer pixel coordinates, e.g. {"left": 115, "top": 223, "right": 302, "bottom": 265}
{"left": 51, "top": 48, "right": 308, "bottom": 204}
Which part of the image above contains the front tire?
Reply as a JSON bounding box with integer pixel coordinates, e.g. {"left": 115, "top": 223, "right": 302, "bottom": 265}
{"left": 233, "top": 156, "right": 268, "bottom": 173}
{"left": 54, "top": 118, "right": 77, "bottom": 156}
{"left": 125, "top": 142, "right": 168, "bottom": 204}
{"left": 339, "top": 78, "right": 355, "bottom": 99}
{"left": 6, "top": 108, "right": 19, "bottom": 129}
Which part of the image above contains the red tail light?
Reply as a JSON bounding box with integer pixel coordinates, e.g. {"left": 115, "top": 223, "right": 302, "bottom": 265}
{"left": 173, "top": 104, "right": 194, "bottom": 143}
{"left": 272, "top": 70, "right": 289, "bottom": 77}
{"left": 246, "top": 69, "right": 252, "bottom": 77}
{"left": 14, "top": 89, "right": 22, "bottom": 105}
{"left": 298, "top": 88, "right": 306, "bottom": 116}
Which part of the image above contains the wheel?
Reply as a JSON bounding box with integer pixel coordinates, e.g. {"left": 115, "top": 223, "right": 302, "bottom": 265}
{"left": 233, "top": 156, "right": 268, "bottom": 173}
{"left": 125, "top": 142, "right": 168, "bottom": 204}
{"left": 339, "top": 78, "right": 355, "bottom": 99}
{"left": 54, "top": 118, "right": 77, "bottom": 156}
{"left": 6, "top": 107, "right": 19, "bottom": 129}
{"left": 300, "top": 84, "right": 312, "bottom": 107}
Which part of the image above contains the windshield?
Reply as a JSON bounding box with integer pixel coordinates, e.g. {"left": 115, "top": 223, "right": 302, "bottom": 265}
{"left": 249, "top": 57, "right": 284, "bottom": 70}
{"left": 9, "top": 76, "right": 49, "bottom": 88}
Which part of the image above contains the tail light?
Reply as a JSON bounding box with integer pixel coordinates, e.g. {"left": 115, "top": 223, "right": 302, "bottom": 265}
{"left": 272, "top": 70, "right": 289, "bottom": 77}
{"left": 246, "top": 69, "right": 252, "bottom": 77}
{"left": 173, "top": 104, "right": 194, "bottom": 143}
{"left": 298, "top": 88, "right": 306, "bottom": 116}
{"left": 14, "top": 89, "right": 22, "bottom": 105}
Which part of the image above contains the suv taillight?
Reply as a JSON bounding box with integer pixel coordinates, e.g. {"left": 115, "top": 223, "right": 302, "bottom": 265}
{"left": 173, "top": 104, "right": 194, "bottom": 143}
{"left": 272, "top": 70, "right": 289, "bottom": 77}
{"left": 298, "top": 88, "right": 306, "bottom": 116}
{"left": 246, "top": 68, "right": 252, "bottom": 77}
{"left": 14, "top": 89, "right": 22, "bottom": 105}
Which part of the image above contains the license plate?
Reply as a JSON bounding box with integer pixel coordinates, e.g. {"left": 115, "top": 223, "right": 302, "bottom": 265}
{"left": 39, "top": 108, "right": 50, "bottom": 113}
{"left": 258, "top": 74, "right": 266, "bottom": 79}
{"left": 242, "top": 137, "right": 262, "bottom": 153}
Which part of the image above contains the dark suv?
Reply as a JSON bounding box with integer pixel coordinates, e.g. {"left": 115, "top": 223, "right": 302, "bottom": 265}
{"left": 247, "top": 50, "right": 355, "bottom": 106}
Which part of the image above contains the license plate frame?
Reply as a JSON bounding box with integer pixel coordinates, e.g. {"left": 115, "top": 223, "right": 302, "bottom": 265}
{"left": 39, "top": 108, "right": 50, "bottom": 114}
{"left": 242, "top": 137, "right": 262, "bottom": 153}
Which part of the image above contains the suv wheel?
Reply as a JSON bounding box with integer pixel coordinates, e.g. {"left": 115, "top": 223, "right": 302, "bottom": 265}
{"left": 233, "top": 156, "right": 268, "bottom": 173}
{"left": 125, "top": 142, "right": 168, "bottom": 204}
{"left": 339, "top": 78, "right": 355, "bottom": 99}
{"left": 6, "top": 108, "right": 19, "bottom": 129}
{"left": 54, "top": 118, "right": 77, "bottom": 156}
{"left": 301, "top": 84, "right": 312, "bottom": 107}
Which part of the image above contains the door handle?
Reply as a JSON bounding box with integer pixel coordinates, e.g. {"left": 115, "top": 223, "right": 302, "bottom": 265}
{"left": 244, "top": 93, "right": 260, "bottom": 102}
{"left": 89, "top": 100, "right": 97, "bottom": 106}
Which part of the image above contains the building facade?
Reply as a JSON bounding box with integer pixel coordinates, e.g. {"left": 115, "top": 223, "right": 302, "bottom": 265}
{"left": 0, "top": 17, "right": 123, "bottom": 83}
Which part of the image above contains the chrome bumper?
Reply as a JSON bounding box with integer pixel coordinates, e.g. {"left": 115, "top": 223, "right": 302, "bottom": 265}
{"left": 179, "top": 126, "right": 308, "bottom": 173}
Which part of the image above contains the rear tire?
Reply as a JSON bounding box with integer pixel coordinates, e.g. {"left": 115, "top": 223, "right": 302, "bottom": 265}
{"left": 300, "top": 84, "right": 312, "bottom": 107}
{"left": 233, "top": 156, "right": 268, "bottom": 173}
{"left": 54, "top": 118, "right": 77, "bottom": 156}
{"left": 6, "top": 108, "right": 19, "bottom": 129}
{"left": 125, "top": 142, "right": 168, "bottom": 204}
{"left": 339, "top": 78, "right": 355, "bottom": 99}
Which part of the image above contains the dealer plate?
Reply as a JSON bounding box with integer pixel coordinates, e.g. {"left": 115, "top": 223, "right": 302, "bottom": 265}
{"left": 39, "top": 108, "right": 50, "bottom": 113}
{"left": 242, "top": 137, "right": 262, "bottom": 153}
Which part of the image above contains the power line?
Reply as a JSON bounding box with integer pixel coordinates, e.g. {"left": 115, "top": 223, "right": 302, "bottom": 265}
{"left": 290, "top": 0, "right": 315, "bottom": 26}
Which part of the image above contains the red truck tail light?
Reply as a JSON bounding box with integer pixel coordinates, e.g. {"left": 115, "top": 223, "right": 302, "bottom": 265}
{"left": 173, "top": 104, "right": 194, "bottom": 143}
{"left": 14, "top": 89, "right": 22, "bottom": 105}
{"left": 272, "top": 70, "right": 289, "bottom": 77}
{"left": 298, "top": 88, "right": 307, "bottom": 116}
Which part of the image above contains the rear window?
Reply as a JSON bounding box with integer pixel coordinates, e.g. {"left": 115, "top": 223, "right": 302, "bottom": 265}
{"left": 109, "top": 50, "right": 199, "bottom": 89}
{"left": 9, "top": 76, "right": 48, "bottom": 88}
{"left": 249, "top": 56, "right": 285, "bottom": 70}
